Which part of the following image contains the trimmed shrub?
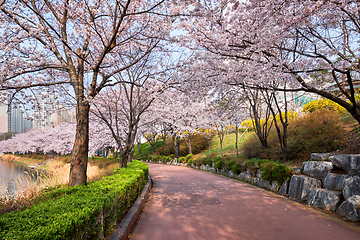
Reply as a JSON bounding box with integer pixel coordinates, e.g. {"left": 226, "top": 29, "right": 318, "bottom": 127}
{"left": 232, "top": 164, "right": 241, "bottom": 175}
{"left": 206, "top": 159, "right": 212, "bottom": 166}
{"left": 178, "top": 157, "right": 185, "bottom": 163}
{"left": 188, "top": 159, "right": 193, "bottom": 165}
{"left": 186, "top": 154, "right": 193, "bottom": 160}
{"left": 213, "top": 156, "right": 221, "bottom": 163}
{"left": 262, "top": 162, "right": 292, "bottom": 185}
{"left": 226, "top": 160, "right": 236, "bottom": 170}
{"left": 215, "top": 160, "right": 223, "bottom": 169}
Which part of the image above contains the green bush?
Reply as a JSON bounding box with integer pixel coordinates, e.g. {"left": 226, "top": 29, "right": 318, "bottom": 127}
{"left": 188, "top": 159, "right": 193, "bottom": 165}
{"left": 232, "top": 164, "right": 241, "bottom": 175}
{"left": 214, "top": 156, "right": 221, "bottom": 162}
{"left": 178, "top": 157, "right": 185, "bottom": 163}
{"left": 186, "top": 154, "right": 193, "bottom": 160}
{"left": 0, "top": 161, "right": 148, "bottom": 240}
{"left": 244, "top": 158, "right": 258, "bottom": 169}
{"left": 226, "top": 160, "right": 236, "bottom": 170}
{"left": 194, "top": 159, "right": 202, "bottom": 167}
{"left": 257, "top": 159, "right": 271, "bottom": 170}
{"left": 215, "top": 160, "right": 223, "bottom": 169}
{"left": 262, "top": 162, "right": 292, "bottom": 185}
{"left": 206, "top": 159, "right": 213, "bottom": 166}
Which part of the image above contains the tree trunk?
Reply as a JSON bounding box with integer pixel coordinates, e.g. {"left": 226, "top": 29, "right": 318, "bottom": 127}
{"left": 172, "top": 135, "right": 176, "bottom": 154}
{"left": 235, "top": 125, "right": 239, "bottom": 157}
{"left": 119, "top": 149, "right": 126, "bottom": 168}
{"left": 137, "top": 141, "right": 141, "bottom": 156}
{"left": 128, "top": 149, "right": 134, "bottom": 162}
{"left": 152, "top": 141, "right": 155, "bottom": 154}
{"left": 187, "top": 137, "right": 192, "bottom": 155}
{"left": 220, "top": 139, "right": 223, "bottom": 156}
{"left": 112, "top": 148, "right": 117, "bottom": 161}
{"left": 69, "top": 102, "right": 89, "bottom": 186}
{"left": 162, "top": 135, "right": 167, "bottom": 155}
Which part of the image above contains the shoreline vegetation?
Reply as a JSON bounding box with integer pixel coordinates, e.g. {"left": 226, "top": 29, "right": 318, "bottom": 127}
{"left": 0, "top": 159, "right": 148, "bottom": 239}
{"left": 0, "top": 154, "right": 120, "bottom": 214}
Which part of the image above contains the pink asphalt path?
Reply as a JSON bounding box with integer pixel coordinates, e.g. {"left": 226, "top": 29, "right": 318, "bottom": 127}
{"left": 130, "top": 164, "right": 360, "bottom": 240}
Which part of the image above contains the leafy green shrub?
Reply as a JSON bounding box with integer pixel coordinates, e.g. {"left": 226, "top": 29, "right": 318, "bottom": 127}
{"left": 257, "top": 159, "right": 271, "bottom": 170}
{"left": 206, "top": 159, "right": 212, "bottom": 166}
{"left": 186, "top": 154, "right": 193, "bottom": 160}
{"left": 188, "top": 159, "right": 193, "bottom": 165}
{"left": 214, "top": 156, "right": 221, "bottom": 162}
{"left": 170, "top": 154, "right": 174, "bottom": 159}
{"left": 226, "top": 160, "right": 236, "bottom": 170}
{"left": 215, "top": 160, "right": 223, "bottom": 169}
{"left": 178, "top": 157, "right": 185, "bottom": 163}
{"left": 0, "top": 161, "right": 148, "bottom": 240}
{"left": 244, "top": 158, "right": 257, "bottom": 169}
{"left": 262, "top": 162, "right": 292, "bottom": 185}
{"left": 202, "top": 157, "right": 207, "bottom": 165}
{"left": 232, "top": 164, "right": 241, "bottom": 175}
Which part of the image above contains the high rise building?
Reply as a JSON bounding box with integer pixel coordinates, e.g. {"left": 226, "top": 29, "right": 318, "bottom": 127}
{"left": 0, "top": 102, "right": 8, "bottom": 134}
{"left": 6, "top": 101, "right": 33, "bottom": 134}
{"left": 33, "top": 95, "right": 55, "bottom": 129}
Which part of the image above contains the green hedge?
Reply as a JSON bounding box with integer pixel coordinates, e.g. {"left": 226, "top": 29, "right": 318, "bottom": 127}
{"left": 0, "top": 160, "right": 148, "bottom": 240}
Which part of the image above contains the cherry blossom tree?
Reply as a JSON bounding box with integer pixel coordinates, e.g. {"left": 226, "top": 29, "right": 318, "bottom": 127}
{"left": 0, "top": 0, "right": 186, "bottom": 186}
{"left": 182, "top": 0, "right": 360, "bottom": 124}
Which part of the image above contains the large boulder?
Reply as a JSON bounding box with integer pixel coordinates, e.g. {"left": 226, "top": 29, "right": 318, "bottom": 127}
{"left": 270, "top": 181, "right": 279, "bottom": 192}
{"left": 238, "top": 172, "right": 251, "bottom": 181}
{"left": 307, "top": 189, "right": 342, "bottom": 212}
{"left": 329, "top": 154, "right": 360, "bottom": 176}
{"left": 256, "top": 169, "right": 262, "bottom": 178}
{"left": 310, "top": 153, "right": 333, "bottom": 161}
{"left": 343, "top": 176, "right": 360, "bottom": 200}
{"left": 302, "top": 161, "right": 333, "bottom": 180}
{"left": 279, "top": 180, "right": 289, "bottom": 196}
{"left": 336, "top": 195, "right": 360, "bottom": 221}
{"left": 257, "top": 178, "right": 272, "bottom": 190}
{"left": 248, "top": 177, "right": 259, "bottom": 185}
{"left": 288, "top": 175, "right": 322, "bottom": 202}
{"left": 323, "top": 173, "right": 347, "bottom": 191}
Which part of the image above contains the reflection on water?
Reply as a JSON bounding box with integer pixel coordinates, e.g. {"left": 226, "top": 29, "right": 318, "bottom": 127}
{"left": 0, "top": 160, "right": 44, "bottom": 196}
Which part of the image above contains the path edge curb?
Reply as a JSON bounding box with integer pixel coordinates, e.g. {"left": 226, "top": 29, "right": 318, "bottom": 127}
{"left": 108, "top": 175, "right": 153, "bottom": 240}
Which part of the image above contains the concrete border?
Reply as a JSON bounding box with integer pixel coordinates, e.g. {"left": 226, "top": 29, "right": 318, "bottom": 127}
{"left": 108, "top": 175, "right": 153, "bottom": 240}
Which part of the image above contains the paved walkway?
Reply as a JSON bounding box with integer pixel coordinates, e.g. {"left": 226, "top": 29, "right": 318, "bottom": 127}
{"left": 131, "top": 164, "right": 360, "bottom": 240}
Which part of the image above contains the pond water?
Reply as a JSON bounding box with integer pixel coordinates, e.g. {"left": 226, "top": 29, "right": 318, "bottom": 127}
{"left": 0, "top": 160, "right": 43, "bottom": 196}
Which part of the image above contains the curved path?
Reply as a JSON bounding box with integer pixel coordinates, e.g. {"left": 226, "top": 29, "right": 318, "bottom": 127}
{"left": 131, "top": 164, "right": 360, "bottom": 240}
